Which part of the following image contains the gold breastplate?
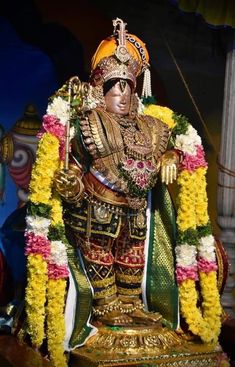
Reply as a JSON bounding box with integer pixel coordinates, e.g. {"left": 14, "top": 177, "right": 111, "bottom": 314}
{"left": 80, "top": 109, "right": 170, "bottom": 195}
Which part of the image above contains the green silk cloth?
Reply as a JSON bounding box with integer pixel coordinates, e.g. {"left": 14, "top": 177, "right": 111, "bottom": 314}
{"left": 66, "top": 243, "right": 94, "bottom": 348}
{"left": 144, "top": 182, "right": 179, "bottom": 329}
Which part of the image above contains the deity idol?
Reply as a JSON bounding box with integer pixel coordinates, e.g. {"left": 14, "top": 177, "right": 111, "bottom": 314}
{"left": 24, "top": 18, "right": 225, "bottom": 367}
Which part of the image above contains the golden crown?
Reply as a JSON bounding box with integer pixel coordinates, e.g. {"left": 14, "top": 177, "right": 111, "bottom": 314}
{"left": 90, "top": 18, "right": 149, "bottom": 88}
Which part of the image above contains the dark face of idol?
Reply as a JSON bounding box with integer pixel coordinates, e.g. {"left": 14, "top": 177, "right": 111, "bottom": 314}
{"left": 104, "top": 79, "right": 132, "bottom": 116}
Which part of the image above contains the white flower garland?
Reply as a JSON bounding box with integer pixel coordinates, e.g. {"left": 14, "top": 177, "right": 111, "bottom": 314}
{"left": 50, "top": 240, "right": 68, "bottom": 267}
{"left": 175, "top": 125, "right": 202, "bottom": 155}
{"left": 198, "top": 235, "right": 216, "bottom": 262}
{"left": 47, "top": 96, "right": 70, "bottom": 125}
{"left": 175, "top": 244, "right": 197, "bottom": 267}
{"left": 26, "top": 215, "right": 51, "bottom": 237}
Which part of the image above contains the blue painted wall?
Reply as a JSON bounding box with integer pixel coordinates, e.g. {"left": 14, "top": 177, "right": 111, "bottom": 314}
{"left": 0, "top": 17, "right": 58, "bottom": 226}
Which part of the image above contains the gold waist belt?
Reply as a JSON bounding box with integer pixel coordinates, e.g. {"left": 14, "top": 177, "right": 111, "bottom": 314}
{"left": 83, "top": 172, "right": 128, "bottom": 207}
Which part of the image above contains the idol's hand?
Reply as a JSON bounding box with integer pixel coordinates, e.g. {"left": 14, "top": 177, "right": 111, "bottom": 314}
{"left": 160, "top": 151, "right": 178, "bottom": 185}
{"left": 54, "top": 165, "right": 84, "bottom": 201}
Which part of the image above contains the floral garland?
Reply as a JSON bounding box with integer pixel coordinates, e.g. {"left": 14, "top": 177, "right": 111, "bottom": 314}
{"left": 143, "top": 104, "right": 176, "bottom": 129}
{"left": 25, "top": 96, "right": 71, "bottom": 366}
{"left": 143, "top": 104, "right": 222, "bottom": 344}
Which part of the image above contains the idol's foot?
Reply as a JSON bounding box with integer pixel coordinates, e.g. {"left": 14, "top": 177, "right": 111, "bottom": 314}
{"left": 93, "top": 297, "right": 134, "bottom": 326}
{"left": 129, "top": 308, "right": 162, "bottom": 325}
{"left": 119, "top": 297, "right": 162, "bottom": 325}
{"left": 97, "top": 310, "right": 134, "bottom": 326}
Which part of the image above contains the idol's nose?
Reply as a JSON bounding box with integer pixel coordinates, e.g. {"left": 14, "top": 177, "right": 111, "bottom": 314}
{"left": 120, "top": 96, "right": 127, "bottom": 105}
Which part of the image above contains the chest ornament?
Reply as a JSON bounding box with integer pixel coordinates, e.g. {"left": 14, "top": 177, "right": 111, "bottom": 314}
{"left": 119, "top": 158, "right": 160, "bottom": 198}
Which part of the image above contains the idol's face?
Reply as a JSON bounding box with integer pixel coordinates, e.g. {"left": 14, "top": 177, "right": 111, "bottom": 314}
{"left": 104, "top": 80, "right": 131, "bottom": 116}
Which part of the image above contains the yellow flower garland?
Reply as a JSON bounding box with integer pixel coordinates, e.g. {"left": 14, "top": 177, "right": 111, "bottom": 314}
{"left": 47, "top": 193, "right": 68, "bottom": 366}
{"left": 177, "top": 167, "right": 222, "bottom": 343}
{"left": 177, "top": 170, "right": 197, "bottom": 231}
{"left": 143, "top": 104, "right": 176, "bottom": 129}
{"left": 179, "top": 272, "right": 222, "bottom": 343}
{"left": 26, "top": 132, "right": 60, "bottom": 348}
{"left": 26, "top": 131, "right": 68, "bottom": 363}
{"left": 47, "top": 279, "right": 67, "bottom": 367}
{"left": 194, "top": 167, "right": 209, "bottom": 226}
{"left": 144, "top": 104, "right": 222, "bottom": 344}
{"left": 51, "top": 194, "right": 64, "bottom": 226}
{"left": 25, "top": 255, "right": 48, "bottom": 347}
{"left": 30, "top": 133, "right": 60, "bottom": 205}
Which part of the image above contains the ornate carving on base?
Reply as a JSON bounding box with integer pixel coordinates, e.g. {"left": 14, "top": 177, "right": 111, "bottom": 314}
{"left": 70, "top": 326, "right": 223, "bottom": 367}
{"left": 85, "top": 325, "right": 182, "bottom": 350}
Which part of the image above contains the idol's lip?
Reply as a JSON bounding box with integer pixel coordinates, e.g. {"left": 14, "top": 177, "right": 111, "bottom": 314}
{"left": 118, "top": 105, "right": 127, "bottom": 110}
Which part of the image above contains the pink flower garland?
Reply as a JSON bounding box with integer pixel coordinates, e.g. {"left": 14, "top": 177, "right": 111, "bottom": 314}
{"left": 37, "top": 114, "right": 66, "bottom": 160}
{"left": 48, "top": 263, "right": 69, "bottom": 280}
{"left": 176, "top": 265, "right": 198, "bottom": 283}
{"left": 176, "top": 257, "right": 218, "bottom": 283}
{"left": 25, "top": 231, "right": 51, "bottom": 259}
{"left": 25, "top": 232, "right": 69, "bottom": 279}
{"left": 198, "top": 257, "right": 218, "bottom": 273}
{"left": 59, "top": 143, "right": 66, "bottom": 161}
{"left": 181, "top": 145, "right": 208, "bottom": 173}
{"left": 37, "top": 115, "right": 65, "bottom": 139}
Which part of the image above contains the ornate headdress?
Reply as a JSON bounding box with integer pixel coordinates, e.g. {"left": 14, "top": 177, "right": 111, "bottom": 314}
{"left": 90, "top": 18, "right": 150, "bottom": 91}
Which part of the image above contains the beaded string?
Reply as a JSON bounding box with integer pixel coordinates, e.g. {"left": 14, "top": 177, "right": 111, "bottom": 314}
{"left": 141, "top": 68, "right": 152, "bottom": 99}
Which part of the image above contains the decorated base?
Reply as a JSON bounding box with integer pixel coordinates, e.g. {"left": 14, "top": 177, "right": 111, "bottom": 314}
{"left": 70, "top": 326, "right": 223, "bottom": 367}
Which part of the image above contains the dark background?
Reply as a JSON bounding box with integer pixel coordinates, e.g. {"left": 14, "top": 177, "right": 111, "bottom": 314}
{"left": 0, "top": 0, "right": 231, "bottom": 229}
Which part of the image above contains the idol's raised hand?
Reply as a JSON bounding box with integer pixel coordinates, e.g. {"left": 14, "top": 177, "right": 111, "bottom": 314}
{"left": 54, "top": 164, "right": 84, "bottom": 201}
{"left": 160, "top": 151, "right": 179, "bottom": 185}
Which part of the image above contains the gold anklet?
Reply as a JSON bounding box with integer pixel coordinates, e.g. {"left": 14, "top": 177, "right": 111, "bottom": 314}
{"left": 119, "top": 299, "right": 144, "bottom": 314}
{"left": 93, "top": 299, "right": 121, "bottom": 317}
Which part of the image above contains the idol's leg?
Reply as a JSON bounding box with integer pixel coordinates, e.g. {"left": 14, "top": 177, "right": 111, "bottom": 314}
{"left": 115, "top": 226, "right": 145, "bottom": 300}
{"left": 115, "top": 226, "right": 162, "bottom": 324}
{"left": 78, "top": 234, "right": 133, "bottom": 326}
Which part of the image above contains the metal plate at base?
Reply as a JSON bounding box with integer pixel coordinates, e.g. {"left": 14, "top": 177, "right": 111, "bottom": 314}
{"left": 70, "top": 326, "right": 223, "bottom": 367}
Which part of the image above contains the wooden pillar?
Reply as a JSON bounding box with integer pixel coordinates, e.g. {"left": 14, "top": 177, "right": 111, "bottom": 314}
{"left": 217, "top": 30, "right": 235, "bottom": 317}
